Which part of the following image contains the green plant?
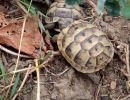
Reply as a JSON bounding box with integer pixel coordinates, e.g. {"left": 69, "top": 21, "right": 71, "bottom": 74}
{"left": 97, "top": 0, "right": 130, "bottom": 19}
{"left": 65, "top": 0, "right": 84, "bottom": 5}
{"left": 65, "top": 0, "right": 130, "bottom": 19}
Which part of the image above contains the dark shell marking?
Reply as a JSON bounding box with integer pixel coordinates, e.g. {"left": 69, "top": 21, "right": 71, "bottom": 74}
{"left": 57, "top": 20, "right": 114, "bottom": 73}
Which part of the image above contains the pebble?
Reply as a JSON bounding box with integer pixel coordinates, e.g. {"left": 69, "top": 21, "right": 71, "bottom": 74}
{"left": 110, "top": 80, "right": 117, "bottom": 90}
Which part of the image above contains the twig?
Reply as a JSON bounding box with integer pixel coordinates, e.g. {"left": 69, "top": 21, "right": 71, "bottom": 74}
{"left": 35, "top": 59, "right": 40, "bottom": 100}
{"left": 7, "top": 9, "right": 19, "bottom": 15}
{"left": 15, "top": 0, "right": 30, "bottom": 15}
{"left": 12, "top": 64, "right": 32, "bottom": 100}
{"left": 45, "top": 67, "right": 70, "bottom": 76}
{"left": 116, "top": 41, "right": 130, "bottom": 79}
{"left": 6, "top": 14, "right": 28, "bottom": 99}
{"left": 29, "top": 50, "right": 58, "bottom": 74}
{"left": 0, "top": 67, "right": 34, "bottom": 77}
{"left": 120, "top": 94, "right": 130, "bottom": 100}
{"left": 117, "top": 95, "right": 121, "bottom": 100}
{"left": 6, "top": 0, "right": 32, "bottom": 98}
{"left": 0, "top": 45, "right": 31, "bottom": 58}
{"left": 95, "top": 81, "right": 102, "bottom": 100}
{"left": 1, "top": 83, "right": 14, "bottom": 93}
{"left": 125, "top": 44, "right": 130, "bottom": 77}
{"left": 12, "top": 67, "right": 34, "bottom": 74}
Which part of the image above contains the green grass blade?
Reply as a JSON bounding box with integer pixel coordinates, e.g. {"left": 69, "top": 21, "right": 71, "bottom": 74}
{"left": 38, "top": 19, "right": 51, "bottom": 37}
{"left": 97, "top": 0, "right": 106, "bottom": 15}
{"left": 65, "top": 0, "right": 83, "bottom": 5}
{"left": 121, "top": 4, "right": 130, "bottom": 19}
{"left": 38, "top": 11, "right": 48, "bottom": 19}
{"left": 20, "top": 0, "right": 47, "bottom": 18}
{"left": 105, "top": 0, "right": 120, "bottom": 16}
{"left": 20, "top": 0, "right": 36, "bottom": 15}
{"left": 0, "top": 96, "right": 4, "bottom": 100}
{"left": 9, "top": 73, "right": 20, "bottom": 99}
{"left": 0, "top": 59, "right": 8, "bottom": 84}
{"left": 119, "top": 0, "right": 130, "bottom": 19}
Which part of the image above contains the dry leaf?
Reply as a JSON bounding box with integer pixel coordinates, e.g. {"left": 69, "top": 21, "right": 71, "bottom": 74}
{"left": 0, "top": 16, "right": 45, "bottom": 57}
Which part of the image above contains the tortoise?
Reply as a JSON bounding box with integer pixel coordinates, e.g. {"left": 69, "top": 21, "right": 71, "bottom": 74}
{"left": 45, "top": 0, "right": 114, "bottom": 73}
{"left": 45, "top": 0, "right": 85, "bottom": 29}
{"left": 57, "top": 20, "right": 114, "bottom": 73}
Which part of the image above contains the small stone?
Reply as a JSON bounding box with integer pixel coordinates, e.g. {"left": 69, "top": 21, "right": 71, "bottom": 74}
{"left": 110, "top": 80, "right": 117, "bottom": 90}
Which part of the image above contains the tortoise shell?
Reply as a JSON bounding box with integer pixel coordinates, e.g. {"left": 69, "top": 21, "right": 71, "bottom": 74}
{"left": 57, "top": 20, "right": 114, "bottom": 73}
{"left": 45, "top": 1, "right": 85, "bottom": 29}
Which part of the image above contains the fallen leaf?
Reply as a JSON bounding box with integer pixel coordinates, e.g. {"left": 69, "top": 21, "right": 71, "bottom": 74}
{"left": 0, "top": 16, "right": 45, "bottom": 57}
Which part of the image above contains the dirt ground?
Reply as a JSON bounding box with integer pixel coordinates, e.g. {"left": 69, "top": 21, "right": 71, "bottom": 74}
{"left": 0, "top": 0, "right": 130, "bottom": 100}
{"left": 24, "top": 8, "right": 130, "bottom": 100}
{"left": 37, "top": 17, "right": 130, "bottom": 100}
